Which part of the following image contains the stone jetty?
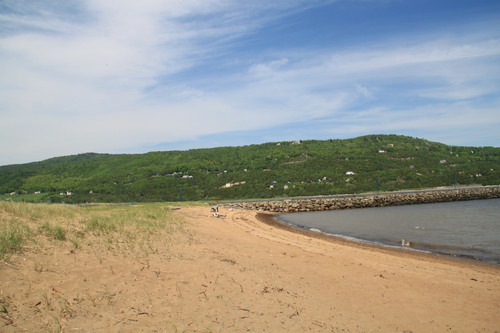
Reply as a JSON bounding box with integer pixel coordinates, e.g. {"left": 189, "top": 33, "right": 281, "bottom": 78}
{"left": 227, "top": 186, "right": 500, "bottom": 213}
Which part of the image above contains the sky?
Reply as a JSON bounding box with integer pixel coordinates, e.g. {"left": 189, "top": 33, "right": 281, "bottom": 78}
{"left": 1, "top": 0, "right": 499, "bottom": 166}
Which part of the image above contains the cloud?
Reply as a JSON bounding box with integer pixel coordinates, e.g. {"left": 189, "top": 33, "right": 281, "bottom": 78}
{"left": 354, "top": 84, "right": 372, "bottom": 98}
{"left": 249, "top": 58, "right": 289, "bottom": 76}
{"left": 324, "top": 38, "right": 500, "bottom": 74}
{"left": 0, "top": 1, "right": 343, "bottom": 162}
{"left": 0, "top": 0, "right": 499, "bottom": 165}
{"left": 417, "top": 86, "right": 497, "bottom": 101}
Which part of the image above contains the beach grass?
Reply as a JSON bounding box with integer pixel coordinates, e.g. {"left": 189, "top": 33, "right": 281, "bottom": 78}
{"left": 0, "top": 201, "right": 195, "bottom": 261}
{"left": 0, "top": 217, "right": 31, "bottom": 261}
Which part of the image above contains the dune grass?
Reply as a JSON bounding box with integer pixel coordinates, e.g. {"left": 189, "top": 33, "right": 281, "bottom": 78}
{"left": 0, "top": 217, "right": 31, "bottom": 260}
{"left": 0, "top": 201, "right": 194, "bottom": 261}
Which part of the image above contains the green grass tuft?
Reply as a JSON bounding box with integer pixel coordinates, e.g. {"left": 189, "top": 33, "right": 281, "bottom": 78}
{"left": 83, "top": 216, "right": 118, "bottom": 234}
{"left": 38, "top": 222, "right": 67, "bottom": 241}
{"left": 0, "top": 218, "right": 31, "bottom": 260}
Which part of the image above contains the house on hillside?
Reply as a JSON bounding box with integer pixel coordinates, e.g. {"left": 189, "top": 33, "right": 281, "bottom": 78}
{"left": 221, "top": 181, "right": 246, "bottom": 188}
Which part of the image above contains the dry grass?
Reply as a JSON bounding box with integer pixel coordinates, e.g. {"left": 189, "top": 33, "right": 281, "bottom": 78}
{"left": 0, "top": 201, "right": 194, "bottom": 261}
{"left": 0, "top": 201, "right": 200, "bottom": 331}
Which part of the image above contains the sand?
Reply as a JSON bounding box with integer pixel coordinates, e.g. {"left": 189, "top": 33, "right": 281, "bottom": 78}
{"left": 1, "top": 205, "right": 499, "bottom": 332}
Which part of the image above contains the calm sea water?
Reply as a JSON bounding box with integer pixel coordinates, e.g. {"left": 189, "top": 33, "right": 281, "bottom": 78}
{"left": 277, "top": 199, "right": 500, "bottom": 264}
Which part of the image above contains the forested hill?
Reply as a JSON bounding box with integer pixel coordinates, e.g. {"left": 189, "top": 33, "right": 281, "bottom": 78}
{"left": 1, "top": 135, "right": 499, "bottom": 203}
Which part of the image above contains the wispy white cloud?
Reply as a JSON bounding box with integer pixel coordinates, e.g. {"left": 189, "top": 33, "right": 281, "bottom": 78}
{"left": 249, "top": 58, "right": 289, "bottom": 76}
{"left": 354, "top": 84, "right": 372, "bottom": 98}
{"left": 0, "top": 0, "right": 499, "bottom": 165}
{"left": 417, "top": 86, "right": 497, "bottom": 101}
{"left": 325, "top": 39, "right": 500, "bottom": 74}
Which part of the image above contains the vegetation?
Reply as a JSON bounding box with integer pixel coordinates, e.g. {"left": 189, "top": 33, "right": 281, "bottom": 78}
{"left": 0, "top": 201, "right": 189, "bottom": 261}
{"left": 1, "top": 135, "right": 499, "bottom": 203}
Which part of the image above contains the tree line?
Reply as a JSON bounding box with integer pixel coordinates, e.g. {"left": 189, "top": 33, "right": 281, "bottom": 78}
{"left": 1, "top": 135, "right": 498, "bottom": 203}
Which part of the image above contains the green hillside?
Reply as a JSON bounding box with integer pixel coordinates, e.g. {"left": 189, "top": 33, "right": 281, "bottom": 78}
{"left": 1, "top": 135, "right": 499, "bottom": 203}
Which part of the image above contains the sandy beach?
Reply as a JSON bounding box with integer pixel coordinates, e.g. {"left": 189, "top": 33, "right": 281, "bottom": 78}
{"left": 1, "top": 205, "right": 499, "bottom": 332}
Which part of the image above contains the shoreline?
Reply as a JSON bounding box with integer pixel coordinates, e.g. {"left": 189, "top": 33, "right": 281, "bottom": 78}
{"left": 255, "top": 211, "right": 500, "bottom": 270}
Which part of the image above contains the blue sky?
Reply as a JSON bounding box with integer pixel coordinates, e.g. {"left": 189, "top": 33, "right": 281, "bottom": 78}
{"left": 1, "top": 0, "right": 499, "bottom": 165}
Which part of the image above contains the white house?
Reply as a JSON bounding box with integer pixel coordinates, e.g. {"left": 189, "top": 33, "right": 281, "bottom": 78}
{"left": 221, "top": 181, "right": 246, "bottom": 188}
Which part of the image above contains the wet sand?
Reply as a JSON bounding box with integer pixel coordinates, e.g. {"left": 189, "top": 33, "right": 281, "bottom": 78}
{"left": 1, "top": 206, "right": 499, "bottom": 332}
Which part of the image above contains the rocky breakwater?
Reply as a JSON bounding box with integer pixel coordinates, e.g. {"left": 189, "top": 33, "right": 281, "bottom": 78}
{"left": 229, "top": 186, "right": 500, "bottom": 213}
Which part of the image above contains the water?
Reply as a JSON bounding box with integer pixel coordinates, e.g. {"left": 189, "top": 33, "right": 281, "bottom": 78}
{"left": 277, "top": 199, "right": 500, "bottom": 264}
